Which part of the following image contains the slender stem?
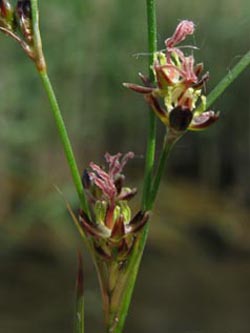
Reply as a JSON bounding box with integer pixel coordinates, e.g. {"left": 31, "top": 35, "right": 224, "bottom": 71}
{"left": 30, "top": 0, "right": 90, "bottom": 215}
{"left": 146, "top": 0, "right": 158, "bottom": 80}
{"left": 200, "top": 50, "right": 250, "bottom": 110}
{"left": 107, "top": 231, "right": 148, "bottom": 333}
{"left": 30, "top": 0, "right": 46, "bottom": 71}
{"left": 109, "top": 1, "right": 158, "bottom": 332}
{"left": 115, "top": 135, "right": 175, "bottom": 333}
{"left": 149, "top": 134, "right": 174, "bottom": 209}
{"left": 39, "top": 71, "right": 90, "bottom": 215}
{"left": 141, "top": 0, "right": 158, "bottom": 210}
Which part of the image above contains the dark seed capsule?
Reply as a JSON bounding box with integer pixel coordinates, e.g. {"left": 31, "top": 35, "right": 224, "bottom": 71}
{"left": 169, "top": 106, "right": 193, "bottom": 131}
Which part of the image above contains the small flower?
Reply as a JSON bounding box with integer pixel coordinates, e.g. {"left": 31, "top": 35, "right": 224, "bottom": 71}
{"left": 124, "top": 20, "right": 219, "bottom": 137}
{"left": 165, "top": 20, "right": 195, "bottom": 49}
{"left": 0, "top": 0, "right": 45, "bottom": 71}
{"left": 80, "top": 152, "right": 149, "bottom": 261}
{"left": 0, "top": 0, "right": 34, "bottom": 57}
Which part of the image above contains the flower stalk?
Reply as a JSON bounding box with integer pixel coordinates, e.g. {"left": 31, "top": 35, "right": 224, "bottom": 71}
{"left": 29, "top": 0, "right": 90, "bottom": 215}
{"left": 30, "top": 0, "right": 46, "bottom": 71}
{"left": 141, "top": 0, "right": 158, "bottom": 210}
{"left": 39, "top": 72, "right": 90, "bottom": 215}
{"left": 149, "top": 133, "right": 175, "bottom": 209}
{"left": 103, "top": 1, "right": 159, "bottom": 332}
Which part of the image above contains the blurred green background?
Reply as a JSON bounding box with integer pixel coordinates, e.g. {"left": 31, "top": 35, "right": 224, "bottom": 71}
{"left": 0, "top": 0, "right": 250, "bottom": 332}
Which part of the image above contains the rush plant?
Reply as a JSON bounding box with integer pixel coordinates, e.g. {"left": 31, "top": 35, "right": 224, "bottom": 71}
{"left": 0, "top": 0, "right": 249, "bottom": 332}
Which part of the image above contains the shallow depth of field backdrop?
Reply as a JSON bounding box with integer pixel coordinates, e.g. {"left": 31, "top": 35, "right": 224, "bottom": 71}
{"left": 0, "top": 0, "right": 250, "bottom": 332}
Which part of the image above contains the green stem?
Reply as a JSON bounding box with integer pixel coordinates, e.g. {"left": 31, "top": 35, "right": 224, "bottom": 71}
{"left": 141, "top": 0, "right": 158, "bottom": 210}
{"left": 30, "top": 0, "right": 90, "bottom": 215}
{"left": 149, "top": 134, "right": 174, "bottom": 209}
{"left": 30, "top": 0, "right": 46, "bottom": 71}
{"left": 107, "top": 230, "right": 149, "bottom": 333}
{"left": 109, "top": 1, "right": 158, "bottom": 332}
{"left": 204, "top": 50, "right": 250, "bottom": 110}
{"left": 39, "top": 71, "right": 89, "bottom": 215}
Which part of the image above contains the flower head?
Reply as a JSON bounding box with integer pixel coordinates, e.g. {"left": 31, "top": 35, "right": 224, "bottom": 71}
{"left": 88, "top": 152, "right": 135, "bottom": 204}
{"left": 80, "top": 152, "right": 149, "bottom": 261}
{"left": 124, "top": 20, "right": 219, "bottom": 137}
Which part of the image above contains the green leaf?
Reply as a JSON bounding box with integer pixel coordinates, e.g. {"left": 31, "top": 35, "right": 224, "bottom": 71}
{"left": 206, "top": 50, "right": 250, "bottom": 109}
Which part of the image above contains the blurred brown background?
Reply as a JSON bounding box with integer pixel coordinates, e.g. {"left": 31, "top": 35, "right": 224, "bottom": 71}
{"left": 0, "top": 0, "right": 250, "bottom": 332}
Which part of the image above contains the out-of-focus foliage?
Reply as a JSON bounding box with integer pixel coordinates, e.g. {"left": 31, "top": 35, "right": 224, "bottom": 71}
{"left": 0, "top": 1, "right": 250, "bottom": 332}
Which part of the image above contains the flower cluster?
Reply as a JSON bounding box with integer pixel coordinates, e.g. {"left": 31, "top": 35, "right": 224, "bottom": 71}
{"left": 80, "top": 152, "right": 149, "bottom": 261}
{"left": 0, "top": 0, "right": 14, "bottom": 30}
{"left": 124, "top": 20, "right": 219, "bottom": 135}
{"left": 0, "top": 0, "right": 37, "bottom": 59}
{"left": 0, "top": 0, "right": 46, "bottom": 71}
